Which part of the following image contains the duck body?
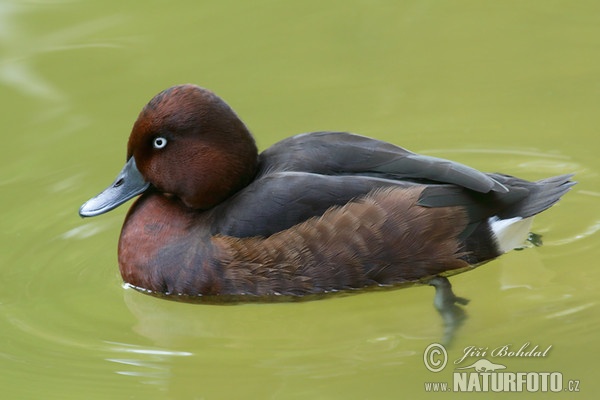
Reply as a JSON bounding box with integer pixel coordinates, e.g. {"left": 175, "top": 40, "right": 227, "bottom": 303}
{"left": 80, "top": 85, "right": 574, "bottom": 301}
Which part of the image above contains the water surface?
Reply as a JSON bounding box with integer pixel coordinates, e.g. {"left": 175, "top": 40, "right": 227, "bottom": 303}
{"left": 1, "top": 1, "right": 599, "bottom": 398}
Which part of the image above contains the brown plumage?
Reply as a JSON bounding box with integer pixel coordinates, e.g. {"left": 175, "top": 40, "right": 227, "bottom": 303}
{"left": 214, "top": 187, "right": 469, "bottom": 297}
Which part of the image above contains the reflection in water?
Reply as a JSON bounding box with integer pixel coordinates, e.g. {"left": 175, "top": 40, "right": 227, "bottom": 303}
{"left": 552, "top": 219, "right": 600, "bottom": 246}
{"left": 105, "top": 341, "right": 192, "bottom": 385}
{"left": 544, "top": 302, "right": 596, "bottom": 319}
{"left": 0, "top": 1, "right": 124, "bottom": 103}
{"left": 60, "top": 221, "right": 110, "bottom": 240}
{"left": 0, "top": 2, "right": 64, "bottom": 101}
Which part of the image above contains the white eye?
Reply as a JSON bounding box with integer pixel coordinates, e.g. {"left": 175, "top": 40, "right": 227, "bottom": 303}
{"left": 153, "top": 137, "right": 167, "bottom": 149}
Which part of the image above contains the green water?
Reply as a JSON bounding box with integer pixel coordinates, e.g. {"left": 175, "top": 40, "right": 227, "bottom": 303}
{"left": 1, "top": 1, "right": 599, "bottom": 398}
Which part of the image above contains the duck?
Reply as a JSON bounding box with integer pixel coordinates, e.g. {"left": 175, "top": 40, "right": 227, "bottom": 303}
{"left": 79, "top": 84, "right": 575, "bottom": 302}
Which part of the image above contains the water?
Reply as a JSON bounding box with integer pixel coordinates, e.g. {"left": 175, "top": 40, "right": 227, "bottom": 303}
{"left": 1, "top": 1, "right": 599, "bottom": 398}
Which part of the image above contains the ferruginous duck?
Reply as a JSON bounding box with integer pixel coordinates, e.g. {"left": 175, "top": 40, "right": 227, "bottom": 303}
{"left": 80, "top": 84, "right": 574, "bottom": 303}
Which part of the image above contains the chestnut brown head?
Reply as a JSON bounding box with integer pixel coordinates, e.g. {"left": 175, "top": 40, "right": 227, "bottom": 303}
{"left": 80, "top": 84, "right": 258, "bottom": 216}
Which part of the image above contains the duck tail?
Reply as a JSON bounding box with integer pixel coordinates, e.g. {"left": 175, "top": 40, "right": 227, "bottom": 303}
{"left": 492, "top": 173, "right": 576, "bottom": 219}
{"left": 484, "top": 173, "right": 575, "bottom": 254}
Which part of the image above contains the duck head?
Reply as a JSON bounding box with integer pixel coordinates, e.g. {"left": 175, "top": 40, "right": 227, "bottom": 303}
{"left": 79, "top": 84, "right": 258, "bottom": 217}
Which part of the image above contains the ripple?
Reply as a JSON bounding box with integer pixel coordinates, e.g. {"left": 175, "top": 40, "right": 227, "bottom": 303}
{"left": 60, "top": 223, "right": 106, "bottom": 239}
{"left": 545, "top": 302, "right": 597, "bottom": 319}
{"left": 105, "top": 341, "right": 193, "bottom": 357}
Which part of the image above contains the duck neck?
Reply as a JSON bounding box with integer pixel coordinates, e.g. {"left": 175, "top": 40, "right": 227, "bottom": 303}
{"left": 180, "top": 130, "right": 259, "bottom": 210}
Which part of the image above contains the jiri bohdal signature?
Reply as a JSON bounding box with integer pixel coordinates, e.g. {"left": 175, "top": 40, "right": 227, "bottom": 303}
{"left": 454, "top": 342, "right": 552, "bottom": 365}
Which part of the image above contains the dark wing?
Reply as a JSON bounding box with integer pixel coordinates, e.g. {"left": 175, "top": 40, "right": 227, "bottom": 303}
{"left": 418, "top": 173, "right": 575, "bottom": 220}
{"left": 257, "top": 131, "right": 508, "bottom": 193}
{"left": 210, "top": 131, "right": 573, "bottom": 240}
{"left": 209, "top": 172, "right": 415, "bottom": 237}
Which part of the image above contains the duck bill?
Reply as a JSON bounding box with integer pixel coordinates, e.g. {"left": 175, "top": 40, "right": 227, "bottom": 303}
{"left": 79, "top": 157, "right": 150, "bottom": 217}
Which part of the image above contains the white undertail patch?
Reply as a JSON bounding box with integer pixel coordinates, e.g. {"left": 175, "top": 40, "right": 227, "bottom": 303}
{"left": 489, "top": 216, "right": 534, "bottom": 254}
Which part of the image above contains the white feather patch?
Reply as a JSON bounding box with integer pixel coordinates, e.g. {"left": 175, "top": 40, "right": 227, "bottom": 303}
{"left": 489, "top": 216, "right": 534, "bottom": 253}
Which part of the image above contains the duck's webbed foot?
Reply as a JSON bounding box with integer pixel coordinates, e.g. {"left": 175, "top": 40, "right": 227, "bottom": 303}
{"left": 527, "top": 232, "right": 543, "bottom": 247}
{"left": 428, "top": 276, "right": 469, "bottom": 345}
{"left": 515, "top": 232, "right": 544, "bottom": 251}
